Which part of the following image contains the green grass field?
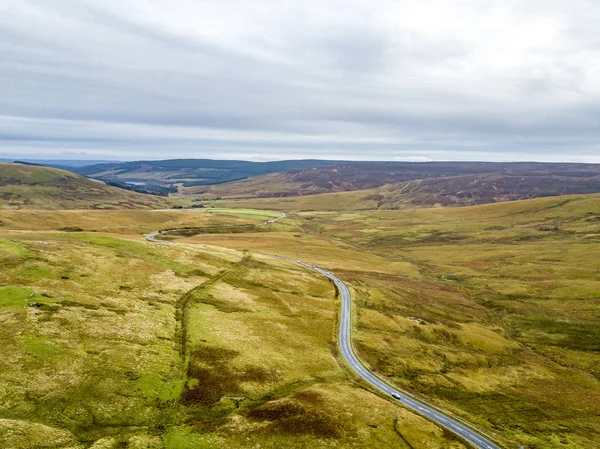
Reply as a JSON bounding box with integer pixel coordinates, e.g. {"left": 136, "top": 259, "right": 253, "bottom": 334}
{"left": 0, "top": 193, "right": 598, "bottom": 448}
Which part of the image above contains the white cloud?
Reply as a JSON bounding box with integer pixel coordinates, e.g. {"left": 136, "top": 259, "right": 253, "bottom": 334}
{"left": 0, "top": 0, "right": 599, "bottom": 161}
{"left": 393, "top": 156, "right": 433, "bottom": 162}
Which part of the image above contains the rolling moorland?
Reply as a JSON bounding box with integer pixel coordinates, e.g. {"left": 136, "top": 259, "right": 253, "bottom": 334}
{"left": 173, "top": 194, "right": 600, "bottom": 449}
{"left": 72, "top": 159, "right": 343, "bottom": 188}
{"left": 187, "top": 162, "right": 600, "bottom": 205}
{"left": 0, "top": 161, "right": 598, "bottom": 448}
{"left": 0, "top": 208, "right": 468, "bottom": 449}
{"left": 0, "top": 164, "right": 179, "bottom": 210}
{"left": 34, "top": 159, "right": 600, "bottom": 205}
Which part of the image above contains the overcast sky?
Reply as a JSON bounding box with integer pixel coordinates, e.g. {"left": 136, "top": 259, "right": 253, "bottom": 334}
{"left": 1, "top": 0, "right": 599, "bottom": 162}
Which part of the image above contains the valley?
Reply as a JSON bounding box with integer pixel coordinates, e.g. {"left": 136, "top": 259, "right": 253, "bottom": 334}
{"left": 0, "top": 163, "right": 598, "bottom": 448}
{"left": 6, "top": 1, "right": 600, "bottom": 447}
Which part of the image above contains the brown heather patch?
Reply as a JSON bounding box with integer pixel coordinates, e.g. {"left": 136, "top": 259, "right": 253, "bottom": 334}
{"left": 183, "top": 345, "right": 279, "bottom": 406}
{"left": 245, "top": 391, "right": 344, "bottom": 438}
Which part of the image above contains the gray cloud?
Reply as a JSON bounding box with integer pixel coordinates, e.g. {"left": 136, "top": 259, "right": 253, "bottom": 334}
{"left": 1, "top": 0, "right": 599, "bottom": 162}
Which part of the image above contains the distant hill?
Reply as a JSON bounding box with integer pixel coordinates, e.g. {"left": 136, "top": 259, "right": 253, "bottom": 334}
{"left": 0, "top": 163, "right": 179, "bottom": 210}
{"left": 188, "top": 161, "right": 600, "bottom": 204}
{"left": 185, "top": 161, "right": 501, "bottom": 197}
{"left": 377, "top": 172, "right": 600, "bottom": 208}
{"left": 30, "top": 158, "right": 600, "bottom": 208}
{"left": 73, "top": 159, "right": 344, "bottom": 189}
{"left": 186, "top": 162, "right": 600, "bottom": 210}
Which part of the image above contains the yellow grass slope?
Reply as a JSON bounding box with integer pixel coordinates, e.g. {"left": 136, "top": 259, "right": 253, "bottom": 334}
{"left": 0, "top": 163, "right": 178, "bottom": 210}
{"left": 210, "top": 183, "right": 600, "bottom": 215}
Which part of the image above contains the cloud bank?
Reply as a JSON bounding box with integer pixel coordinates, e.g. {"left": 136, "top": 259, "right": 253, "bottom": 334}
{"left": 1, "top": 0, "right": 599, "bottom": 161}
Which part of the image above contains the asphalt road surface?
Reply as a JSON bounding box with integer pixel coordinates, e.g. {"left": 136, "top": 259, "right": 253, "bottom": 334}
{"left": 145, "top": 214, "right": 503, "bottom": 449}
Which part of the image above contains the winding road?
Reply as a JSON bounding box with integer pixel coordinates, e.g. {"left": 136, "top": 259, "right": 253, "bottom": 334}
{"left": 145, "top": 212, "right": 503, "bottom": 449}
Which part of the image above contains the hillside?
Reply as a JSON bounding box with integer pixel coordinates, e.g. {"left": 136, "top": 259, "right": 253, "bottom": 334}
{"left": 74, "top": 159, "right": 343, "bottom": 189}
{"left": 0, "top": 163, "right": 178, "bottom": 210}
{"left": 379, "top": 172, "right": 600, "bottom": 208}
{"left": 201, "top": 174, "right": 600, "bottom": 212}
{"left": 185, "top": 161, "right": 517, "bottom": 198}
{"left": 189, "top": 162, "right": 600, "bottom": 209}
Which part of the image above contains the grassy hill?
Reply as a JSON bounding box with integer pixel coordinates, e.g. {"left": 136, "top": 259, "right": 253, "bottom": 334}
{"left": 188, "top": 162, "right": 600, "bottom": 205}
{"left": 0, "top": 163, "right": 179, "bottom": 210}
